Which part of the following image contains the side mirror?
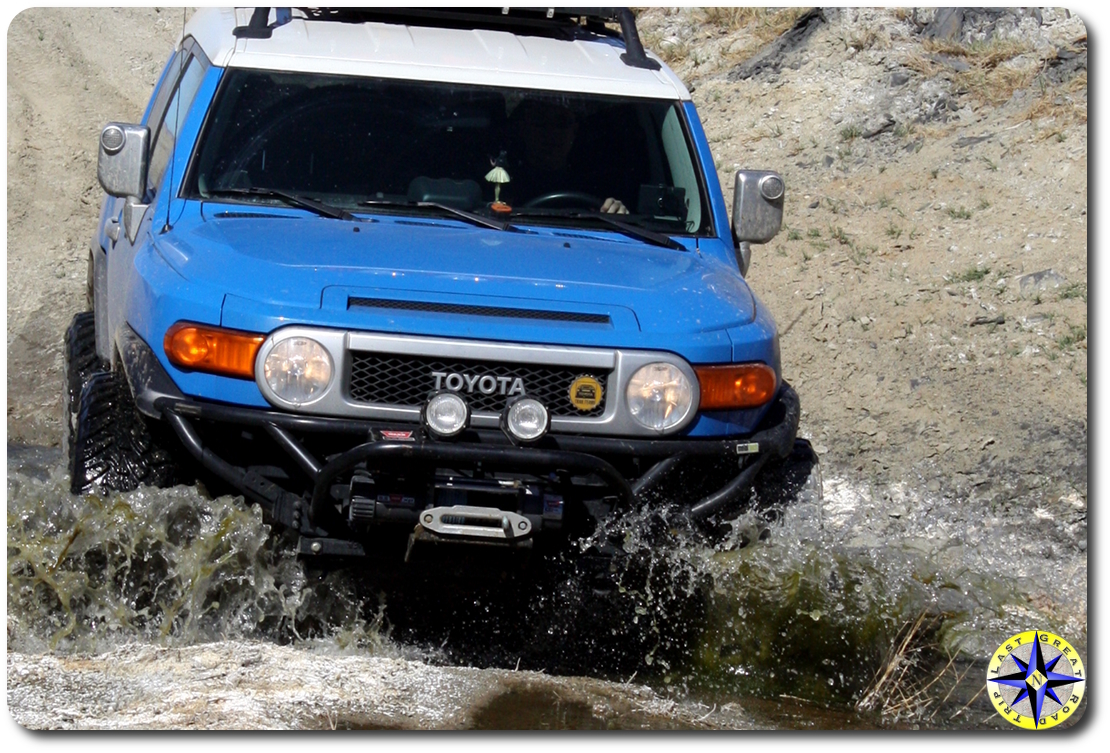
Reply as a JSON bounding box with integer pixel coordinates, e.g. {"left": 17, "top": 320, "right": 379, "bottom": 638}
{"left": 731, "top": 170, "right": 784, "bottom": 274}
{"left": 97, "top": 123, "right": 150, "bottom": 198}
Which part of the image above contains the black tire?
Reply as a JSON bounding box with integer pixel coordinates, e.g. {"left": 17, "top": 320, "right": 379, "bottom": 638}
{"left": 70, "top": 369, "right": 179, "bottom": 494}
{"left": 63, "top": 312, "right": 108, "bottom": 457}
{"left": 86, "top": 250, "right": 95, "bottom": 310}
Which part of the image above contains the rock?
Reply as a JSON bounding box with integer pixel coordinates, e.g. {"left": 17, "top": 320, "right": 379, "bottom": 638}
{"left": 889, "top": 71, "right": 910, "bottom": 87}
{"left": 923, "top": 8, "right": 964, "bottom": 42}
{"left": 1018, "top": 269, "right": 1067, "bottom": 296}
{"left": 863, "top": 114, "right": 895, "bottom": 139}
{"left": 727, "top": 8, "right": 827, "bottom": 82}
{"left": 929, "top": 53, "right": 970, "bottom": 73}
{"left": 955, "top": 133, "right": 994, "bottom": 148}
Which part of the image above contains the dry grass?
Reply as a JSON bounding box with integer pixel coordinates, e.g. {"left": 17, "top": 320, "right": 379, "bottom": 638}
{"left": 643, "top": 6, "right": 809, "bottom": 69}
{"left": 857, "top": 612, "right": 974, "bottom": 722}
{"left": 959, "top": 65, "right": 1041, "bottom": 105}
{"left": 698, "top": 6, "right": 810, "bottom": 48}
{"left": 843, "top": 26, "right": 888, "bottom": 52}
{"left": 1067, "top": 70, "right": 1089, "bottom": 94}
{"left": 644, "top": 34, "right": 691, "bottom": 66}
{"left": 696, "top": 7, "right": 771, "bottom": 31}
{"left": 908, "top": 37, "right": 1074, "bottom": 108}
{"left": 902, "top": 52, "right": 943, "bottom": 79}
{"left": 923, "top": 37, "right": 1032, "bottom": 68}
{"left": 930, "top": 38, "right": 1039, "bottom": 105}
{"left": 1025, "top": 70, "right": 1088, "bottom": 130}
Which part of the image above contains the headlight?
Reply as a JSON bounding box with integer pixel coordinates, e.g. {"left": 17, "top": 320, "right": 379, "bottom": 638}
{"left": 626, "top": 362, "right": 694, "bottom": 432}
{"left": 263, "top": 337, "right": 333, "bottom": 405}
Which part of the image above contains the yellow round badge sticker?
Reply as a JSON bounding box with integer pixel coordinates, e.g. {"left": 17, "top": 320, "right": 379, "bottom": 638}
{"left": 568, "top": 375, "right": 603, "bottom": 412}
{"left": 987, "top": 630, "right": 1085, "bottom": 729}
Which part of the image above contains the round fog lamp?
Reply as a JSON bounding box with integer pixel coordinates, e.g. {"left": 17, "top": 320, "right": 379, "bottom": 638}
{"left": 263, "top": 337, "right": 333, "bottom": 406}
{"left": 424, "top": 392, "right": 469, "bottom": 438}
{"left": 504, "top": 398, "right": 550, "bottom": 443}
{"left": 626, "top": 362, "right": 694, "bottom": 432}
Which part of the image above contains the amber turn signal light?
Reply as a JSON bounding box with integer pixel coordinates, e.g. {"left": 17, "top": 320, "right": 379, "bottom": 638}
{"left": 164, "top": 322, "right": 265, "bottom": 380}
{"left": 695, "top": 363, "right": 777, "bottom": 411}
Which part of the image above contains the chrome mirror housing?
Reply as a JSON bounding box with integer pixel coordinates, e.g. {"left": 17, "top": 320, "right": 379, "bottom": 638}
{"left": 731, "top": 170, "right": 785, "bottom": 248}
{"left": 97, "top": 123, "right": 150, "bottom": 198}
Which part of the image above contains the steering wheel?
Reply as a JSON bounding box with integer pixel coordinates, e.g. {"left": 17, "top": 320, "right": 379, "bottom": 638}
{"left": 522, "top": 191, "right": 604, "bottom": 210}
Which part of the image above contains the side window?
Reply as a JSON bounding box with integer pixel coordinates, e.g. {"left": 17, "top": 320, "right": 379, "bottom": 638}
{"left": 660, "top": 107, "right": 702, "bottom": 233}
{"left": 144, "top": 50, "right": 181, "bottom": 129}
{"left": 148, "top": 54, "right": 206, "bottom": 193}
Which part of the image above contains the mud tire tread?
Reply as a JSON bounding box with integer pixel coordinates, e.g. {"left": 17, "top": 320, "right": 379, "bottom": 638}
{"left": 70, "top": 369, "right": 178, "bottom": 494}
{"left": 63, "top": 312, "right": 108, "bottom": 455}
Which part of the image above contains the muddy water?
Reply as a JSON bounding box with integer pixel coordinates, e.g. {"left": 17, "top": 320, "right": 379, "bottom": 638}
{"left": 6, "top": 445, "right": 1086, "bottom": 729}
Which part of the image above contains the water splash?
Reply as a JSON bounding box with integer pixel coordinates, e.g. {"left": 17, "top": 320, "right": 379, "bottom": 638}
{"left": 6, "top": 450, "right": 382, "bottom": 655}
{"left": 566, "top": 468, "right": 1083, "bottom": 716}
{"left": 7, "top": 445, "right": 1085, "bottom": 725}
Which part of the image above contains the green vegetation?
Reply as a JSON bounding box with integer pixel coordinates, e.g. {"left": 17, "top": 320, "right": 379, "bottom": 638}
{"left": 950, "top": 266, "right": 990, "bottom": 283}
{"left": 1058, "top": 283, "right": 1087, "bottom": 302}
{"left": 1057, "top": 325, "right": 1087, "bottom": 350}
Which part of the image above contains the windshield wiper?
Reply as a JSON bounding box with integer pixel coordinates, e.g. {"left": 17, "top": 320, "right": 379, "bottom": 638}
{"left": 509, "top": 209, "right": 686, "bottom": 251}
{"left": 360, "top": 199, "right": 517, "bottom": 232}
{"left": 203, "top": 187, "right": 358, "bottom": 221}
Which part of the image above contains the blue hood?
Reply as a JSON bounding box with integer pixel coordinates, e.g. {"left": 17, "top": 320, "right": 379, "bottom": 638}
{"left": 154, "top": 208, "right": 755, "bottom": 335}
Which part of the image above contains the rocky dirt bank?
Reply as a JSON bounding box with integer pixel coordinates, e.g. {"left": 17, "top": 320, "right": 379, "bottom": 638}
{"left": 8, "top": 641, "right": 762, "bottom": 730}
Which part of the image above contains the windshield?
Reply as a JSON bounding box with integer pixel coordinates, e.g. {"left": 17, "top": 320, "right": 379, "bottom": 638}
{"left": 184, "top": 69, "right": 711, "bottom": 235}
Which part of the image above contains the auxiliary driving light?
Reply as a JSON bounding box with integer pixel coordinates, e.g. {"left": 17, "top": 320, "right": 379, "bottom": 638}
{"left": 502, "top": 397, "right": 550, "bottom": 443}
{"left": 424, "top": 391, "right": 470, "bottom": 438}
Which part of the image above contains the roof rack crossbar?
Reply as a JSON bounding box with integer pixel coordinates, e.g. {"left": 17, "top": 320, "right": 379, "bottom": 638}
{"left": 288, "top": 7, "right": 661, "bottom": 70}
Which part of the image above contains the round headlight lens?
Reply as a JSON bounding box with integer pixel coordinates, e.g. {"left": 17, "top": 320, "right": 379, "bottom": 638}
{"left": 504, "top": 398, "right": 549, "bottom": 443}
{"left": 424, "top": 392, "right": 469, "bottom": 438}
{"left": 263, "top": 337, "right": 333, "bottom": 405}
{"left": 626, "top": 362, "right": 694, "bottom": 432}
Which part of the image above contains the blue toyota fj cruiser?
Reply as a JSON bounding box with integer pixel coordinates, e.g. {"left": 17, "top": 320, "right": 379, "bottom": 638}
{"left": 66, "top": 7, "right": 814, "bottom": 562}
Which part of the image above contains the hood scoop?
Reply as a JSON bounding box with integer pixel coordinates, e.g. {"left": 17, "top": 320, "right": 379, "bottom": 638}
{"left": 347, "top": 297, "right": 611, "bottom": 325}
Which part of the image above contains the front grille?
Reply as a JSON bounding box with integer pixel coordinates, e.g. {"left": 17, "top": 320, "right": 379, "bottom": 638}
{"left": 348, "top": 352, "right": 609, "bottom": 417}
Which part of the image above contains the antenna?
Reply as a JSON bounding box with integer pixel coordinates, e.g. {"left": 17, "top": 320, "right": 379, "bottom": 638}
{"left": 164, "top": 7, "right": 188, "bottom": 233}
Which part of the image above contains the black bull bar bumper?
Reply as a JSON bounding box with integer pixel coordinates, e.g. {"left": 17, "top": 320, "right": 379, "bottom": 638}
{"left": 158, "top": 382, "right": 800, "bottom": 533}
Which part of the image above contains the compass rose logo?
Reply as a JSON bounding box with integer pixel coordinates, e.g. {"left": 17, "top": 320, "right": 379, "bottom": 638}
{"left": 987, "top": 630, "right": 1085, "bottom": 729}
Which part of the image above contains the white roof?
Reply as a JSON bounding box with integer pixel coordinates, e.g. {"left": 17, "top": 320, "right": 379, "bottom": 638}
{"left": 184, "top": 7, "right": 691, "bottom": 100}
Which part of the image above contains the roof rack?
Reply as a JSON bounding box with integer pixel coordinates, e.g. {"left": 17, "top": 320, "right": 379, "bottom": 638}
{"left": 235, "top": 7, "right": 660, "bottom": 70}
{"left": 233, "top": 7, "right": 292, "bottom": 38}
